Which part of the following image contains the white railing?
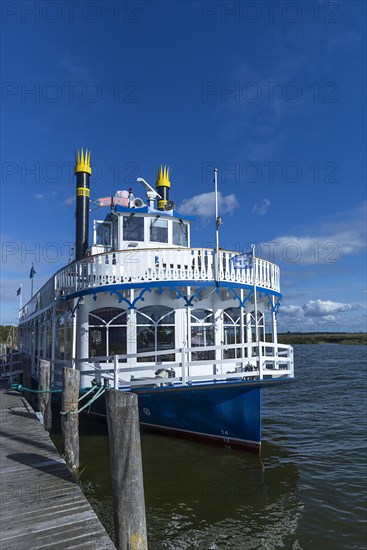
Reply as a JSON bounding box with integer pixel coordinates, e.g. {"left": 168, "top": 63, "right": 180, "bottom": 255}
{"left": 51, "top": 341, "right": 293, "bottom": 391}
{"left": 54, "top": 248, "right": 280, "bottom": 297}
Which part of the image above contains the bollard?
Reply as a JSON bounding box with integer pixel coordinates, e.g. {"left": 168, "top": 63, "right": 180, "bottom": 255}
{"left": 61, "top": 367, "right": 80, "bottom": 472}
{"left": 105, "top": 390, "right": 148, "bottom": 550}
{"left": 38, "top": 359, "right": 52, "bottom": 431}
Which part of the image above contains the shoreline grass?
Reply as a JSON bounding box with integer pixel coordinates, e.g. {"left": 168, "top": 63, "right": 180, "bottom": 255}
{"left": 276, "top": 333, "right": 367, "bottom": 345}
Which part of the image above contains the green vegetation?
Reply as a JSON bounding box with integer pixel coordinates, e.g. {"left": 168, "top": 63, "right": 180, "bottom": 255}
{"left": 0, "top": 325, "right": 18, "bottom": 346}
{"left": 277, "top": 333, "right": 367, "bottom": 346}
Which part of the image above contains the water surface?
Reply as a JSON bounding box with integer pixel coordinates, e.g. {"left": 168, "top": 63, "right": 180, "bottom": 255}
{"left": 53, "top": 345, "right": 367, "bottom": 549}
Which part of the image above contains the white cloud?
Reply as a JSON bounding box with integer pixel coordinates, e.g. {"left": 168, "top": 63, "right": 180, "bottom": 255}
{"left": 34, "top": 194, "right": 44, "bottom": 201}
{"left": 280, "top": 304, "right": 304, "bottom": 317}
{"left": 253, "top": 198, "right": 270, "bottom": 215}
{"left": 278, "top": 299, "right": 364, "bottom": 332}
{"left": 262, "top": 203, "right": 366, "bottom": 264}
{"left": 178, "top": 191, "right": 239, "bottom": 220}
{"left": 281, "top": 299, "right": 358, "bottom": 318}
{"left": 302, "top": 300, "right": 356, "bottom": 317}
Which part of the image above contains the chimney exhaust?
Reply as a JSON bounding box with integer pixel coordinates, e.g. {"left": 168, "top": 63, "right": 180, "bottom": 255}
{"left": 74, "top": 148, "right": 91, "bottom": 261}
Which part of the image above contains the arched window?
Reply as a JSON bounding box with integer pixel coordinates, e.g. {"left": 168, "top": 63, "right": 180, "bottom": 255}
{"left": 222, "top": 307, "right": 242, "bottom": 359}
{"left": 250, "top": 311, "right": 265, "bottom": 342}
{"left": 89, "top": 308, "right": 127, "bottom": 357}
{"left": 136, "top": 306, "right": 175, "bottom": 362}
{"left": 190, "top": 309, "right": 215, "bottom": 360}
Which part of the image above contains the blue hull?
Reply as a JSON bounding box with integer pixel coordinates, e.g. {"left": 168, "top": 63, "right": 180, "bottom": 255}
{"left": 90, "top": 380, "right": 264, "bottom": 452}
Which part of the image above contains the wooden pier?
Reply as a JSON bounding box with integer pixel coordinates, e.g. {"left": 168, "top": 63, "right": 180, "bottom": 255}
{"left": 0, "top": 386, "right": 116, "bottom": 550}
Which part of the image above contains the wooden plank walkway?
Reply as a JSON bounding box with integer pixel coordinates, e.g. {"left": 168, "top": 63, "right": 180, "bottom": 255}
{"left": 0, "top": 387, "right": 116, "bottom": 550}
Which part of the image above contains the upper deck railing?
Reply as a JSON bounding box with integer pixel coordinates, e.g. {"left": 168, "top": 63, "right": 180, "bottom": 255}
{"left": 19, "top": 248, "right": 280, "bottom": 320}
{"left": 55, "top": 248, "right": 280, "bottom": 295}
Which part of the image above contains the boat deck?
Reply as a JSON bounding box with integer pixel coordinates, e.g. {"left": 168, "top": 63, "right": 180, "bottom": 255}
{"left": 0, "top": 385, "right": 116, "bottom": 550}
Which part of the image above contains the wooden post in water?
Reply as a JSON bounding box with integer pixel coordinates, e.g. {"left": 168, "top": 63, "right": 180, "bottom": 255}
{"left": 61, "top": 367, "right": 80, "bottom": 472}
{"left": 38, "top": 359, "right": 52, "bottom": 431}
{"left": 105, "top": 390, "right": 148, "bottom": 550}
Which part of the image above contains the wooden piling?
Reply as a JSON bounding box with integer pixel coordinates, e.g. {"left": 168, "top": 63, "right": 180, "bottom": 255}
{"left": 22, "top": 353, "right": 32, "bottom": 390}
{"left": 61, "top": 367, "right": 80, "bottom": 472}
{"left": 105, "top": 390, "right": 148, "bottom": 550}
{"left": 38, "top": 359, "right": 52, "bottom": 431}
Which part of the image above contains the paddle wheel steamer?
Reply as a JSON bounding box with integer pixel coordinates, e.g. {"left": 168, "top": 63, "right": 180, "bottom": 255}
{"left": 18, "top": 150, "right": 294, "bottom": 452}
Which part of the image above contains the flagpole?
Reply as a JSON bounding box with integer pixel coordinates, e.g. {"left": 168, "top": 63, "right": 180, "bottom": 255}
{"left": 19, "top": 284, "right": 22, "bottom": 310}
{"left": 30, "top": 263, "right": 35, "bottom": 298}
{"left": 214, "top": 168, "right": 221, "bottom": 283}
{"left": 252, "top": 244, "right": 259, "bottom": 343}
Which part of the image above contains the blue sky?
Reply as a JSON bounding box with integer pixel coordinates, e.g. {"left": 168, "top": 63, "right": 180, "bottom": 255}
{"left": 1, "top": 0, "right": 366, "bottom": 331}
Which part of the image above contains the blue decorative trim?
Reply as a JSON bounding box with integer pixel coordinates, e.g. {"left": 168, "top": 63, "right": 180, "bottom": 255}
{"left": 108, "top": 288, "right": 152, "bottom": 309}
{"left": 131, "top": 288, "right": 152, "bottom": 309}
{"left": 62, "top": 280, "right": 282, "bottom": 304}
{"left": 66, "top": 296, "right": 83, "bottom": 317}
{"left": 228, "top": 288, "right": 254, "bottom": 307}
{"left": 265, "top": 294, "right": 282, "bottom": 314}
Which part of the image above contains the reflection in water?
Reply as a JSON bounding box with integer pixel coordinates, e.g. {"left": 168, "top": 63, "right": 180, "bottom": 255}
{"left": 53, "top": 416, "right": 300, "bottom": 549}
{"left": 141, "top": 435, "right": 301, "bottom": 549}
{"left": 51, "top": 346, "right": 367, "bottom": 549}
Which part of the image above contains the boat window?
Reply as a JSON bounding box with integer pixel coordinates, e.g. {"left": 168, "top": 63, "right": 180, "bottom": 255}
{"left": 136, "top": 306, "right": 175, "bottom": 362}
{"left": 250, "top": 311, "right": 265, "bottom": 345}
{"left": 89, "top": 308, "right": 127, "bottom": 358}
{"left": 190, "top": 309, "right": 215, "bottom": 361}
{"left": 123, "top": 216, "right": 144, "bottom": 241}
{"left": 222, "top": 307, "right": 242, "bottom": 359}
{"left": 96, "top": 222, "right": 112, "bottom": 246}
{"left": 150, "top": 218, "right": 168, "bottom": 243}
{"left": 173, "top": 221, "right": 188, "bottom": 246}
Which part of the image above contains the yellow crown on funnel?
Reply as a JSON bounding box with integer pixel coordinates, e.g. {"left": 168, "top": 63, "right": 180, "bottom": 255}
{"left": 75, "top": 148, "right": 92, "bottom": 174}
{"left": 156, "top": 165, "right": 171, "bottom": 188}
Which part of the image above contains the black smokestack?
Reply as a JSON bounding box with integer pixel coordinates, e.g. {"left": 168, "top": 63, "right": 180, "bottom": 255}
{"left": 74, "top": 149, "right": 91, "bottom": 261}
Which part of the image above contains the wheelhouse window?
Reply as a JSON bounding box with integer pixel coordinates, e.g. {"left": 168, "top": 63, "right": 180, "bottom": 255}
{"left": 96, "top": 222, "right": 112, "bottom": 246}
{"left": 173, "top": 221, "right": 188, "bottom": 246}
{"left": 123, "top": 216, "right": 144, "bottom": 241}
{"left": 136, "top": 306, "right": 175, "bottom": 362}
{"left": 222, "top": 307, "right": 242, "bottom": 359}
{"left": 150, "top": 218, "right": 168, "bottom": 243}
{"left": 89, "top": 308, "right": 127, "bottom": 358}
{"left": 190, "top": 309, "right": 215, "bottom": 361}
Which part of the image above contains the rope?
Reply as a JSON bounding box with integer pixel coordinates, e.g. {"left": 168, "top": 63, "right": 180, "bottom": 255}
{"left": 9, "top": 383, "right": 107, "bottom": 416}
{"left": 9, "top": 383, "right": 63, "bottom": 394}
{"left": 78, "top": 384, "right": 100, "bottom": 402}
{"left": 60, "top": 386, "right": 107, "bottom": 416}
